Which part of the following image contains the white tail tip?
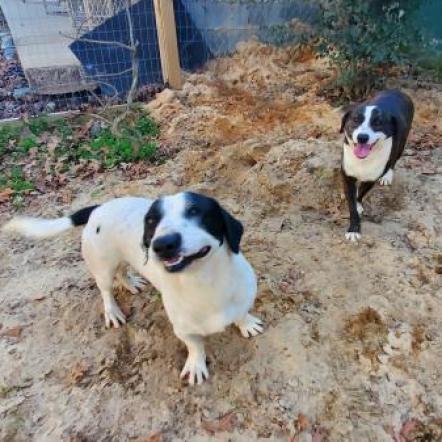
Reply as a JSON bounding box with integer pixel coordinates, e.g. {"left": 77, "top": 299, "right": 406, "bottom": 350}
{"left": 2, "top": 216, "right": 73, "bottom": 239}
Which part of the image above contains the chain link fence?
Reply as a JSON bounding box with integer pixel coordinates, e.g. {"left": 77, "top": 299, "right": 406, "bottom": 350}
{"left": 0, "top": 0, "right": 317, "bottom": 120}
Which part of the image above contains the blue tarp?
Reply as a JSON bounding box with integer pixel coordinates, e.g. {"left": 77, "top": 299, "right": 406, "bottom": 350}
{"left": 70, "top": 0, "right": 316, "bottom": 95}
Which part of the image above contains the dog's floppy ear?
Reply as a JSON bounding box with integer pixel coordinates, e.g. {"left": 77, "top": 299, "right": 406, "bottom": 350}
{"left": 339, "top": 104, "right": 355, "bottom": 133}
{"left": 219, "top": 205, "right": 243, "bottom": 254}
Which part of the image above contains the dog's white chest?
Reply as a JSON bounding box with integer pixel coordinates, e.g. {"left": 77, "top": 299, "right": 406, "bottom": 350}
{"left": 145, "top": 253, "right": 256, "bottom": 337}
{"left": 343, "top": 138, "right": 392, "bottom": 182}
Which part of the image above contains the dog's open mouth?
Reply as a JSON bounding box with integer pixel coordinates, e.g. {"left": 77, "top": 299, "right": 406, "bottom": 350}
{"left": 162, "top": 246, "right": 211, "bottom": 272}
{"left": 354, "top": 142, "right": 377, "bottom": 159}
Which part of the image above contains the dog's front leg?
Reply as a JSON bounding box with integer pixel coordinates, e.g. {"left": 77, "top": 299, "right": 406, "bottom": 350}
{"left": 342, "top": 171, "right": 361, "bottom": 241}
{"left": 175, "top": 332, "right": 208, "bottom": 385}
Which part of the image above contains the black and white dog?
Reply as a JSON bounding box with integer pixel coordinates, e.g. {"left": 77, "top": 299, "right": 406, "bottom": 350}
{"left": 340, "top": 89, "right": 414, "bottom": 241}
{"left": 3, "top": 192, "right": 263, "bottom": 385}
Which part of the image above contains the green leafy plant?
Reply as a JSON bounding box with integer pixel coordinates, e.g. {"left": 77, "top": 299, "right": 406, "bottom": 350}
{"left": 18, "top": 137, "right": 38, "bottom": 154}
{"left": 317, "top": 0, "right": 425, "bottom": 100}
{"left": 135, "top": 115, "right": 160, "bottom": 137}
{"left": 0, "top": 167, "right": 34, "bottom": 193}
{"left": 0, "top": 125, "right": 21, "bottom": 156}
{"left": 89, "top": 128, "right": 157, "bottom": 169}
{"left": 26, "top": 116, "right": 49, "bottom": 135}
{"left": 0, "top": 112, "right": 161, "bottom": 203}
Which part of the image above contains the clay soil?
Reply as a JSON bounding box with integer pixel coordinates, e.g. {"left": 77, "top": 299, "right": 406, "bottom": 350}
{"left": 1, "top": 42, "right": 441, "bottom": 441}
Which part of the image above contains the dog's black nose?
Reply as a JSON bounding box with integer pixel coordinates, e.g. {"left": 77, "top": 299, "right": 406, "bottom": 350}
{"left": 357, "top": 133, "right": 369, "bottom": 144}
{"left": 152, "top": 233, "right": 182, "bottom": 257}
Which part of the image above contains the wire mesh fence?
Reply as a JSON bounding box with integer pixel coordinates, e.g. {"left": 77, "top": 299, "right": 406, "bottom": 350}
{"left": 0, "top": 0, "right": 317, "bottom": 120}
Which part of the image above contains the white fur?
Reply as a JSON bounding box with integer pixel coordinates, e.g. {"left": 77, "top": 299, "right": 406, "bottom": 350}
{"left": 343, "top": 137, "right": 392, "bottom": 182}
{"left": 379, "top": 168, "right": 394, "bottom": 186}
{"left": 3, "top": 194, "right": 262, "bottom": 385}
{"left": 352, "top": 106, "right": 381, "bottom": 145}
{"left": 3, "top": 216, "right": 72, "bottom": 239}
{"left": 345, "top": 232, "right": 361, "bottom": 242}
{"left": 344, "top": 105, "right": 393, "bottom": 182}
{"left": 357, "top": 202, "right": 364, "bottom": 215}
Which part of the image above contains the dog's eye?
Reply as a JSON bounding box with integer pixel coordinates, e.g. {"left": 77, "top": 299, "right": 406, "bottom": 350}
{"left": 145, "top": 217, "right": 155, "bottom": 225}
{"left": 187, "top": 206, "right": 200, "bottom": 217}
{"left": 352, "top": 115, "right": 361, "bottom": 124}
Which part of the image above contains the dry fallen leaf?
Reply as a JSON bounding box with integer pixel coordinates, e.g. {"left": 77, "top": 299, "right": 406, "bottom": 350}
{"left": 396, "top": 419, "right": 422, "bottom": 442}
{"left": 66, "top": 361, "right": 89, "bottom": 386}
{"left": 32, "top": 295, "right": 46, "bottom": 302}
{"left": 135, "top": 432, "right": 163, "bottom": 442}
{"left": 311, "top": 426, "right": 328, "bottom": 442}
{"left": 0, "top": 188, "right": 14, "bottom": 203}
{"left": 296, "top": 413, "right": 310, "bottom": 432}
{"left": 201, "top": 411, "right": 238, "bottom": 435}
{"left": 47, "top": 135, "right": 61, "bottom": 153}
{"left": 0, "top": 325, "right": 24, "bottom": 339}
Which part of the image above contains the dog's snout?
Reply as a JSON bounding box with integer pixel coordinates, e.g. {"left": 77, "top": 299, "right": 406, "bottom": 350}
{"left": 152, "top": 233, "right": 182, "bottom": 257}
{"left": 357, "top": 133, "right": 369, "bottom": 144}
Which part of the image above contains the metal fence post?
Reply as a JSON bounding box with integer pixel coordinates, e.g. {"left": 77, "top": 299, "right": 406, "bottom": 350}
{"left": 153, "top": 0, "right": 182, "bottom": 89}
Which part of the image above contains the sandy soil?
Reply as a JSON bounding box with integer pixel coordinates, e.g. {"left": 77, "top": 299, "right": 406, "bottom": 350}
{"left": 1, "top": 42, "right": 441, "bottom": 441}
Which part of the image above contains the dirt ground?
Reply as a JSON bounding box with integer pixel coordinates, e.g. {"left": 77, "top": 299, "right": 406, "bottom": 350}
{"left": 1, "top": 42, "right": 441, "bottom": 441}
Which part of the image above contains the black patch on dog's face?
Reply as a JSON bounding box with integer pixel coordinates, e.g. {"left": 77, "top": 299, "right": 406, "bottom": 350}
{"left": 341, "top": 104, "right": 395, "bottom": 142}
{"left": 143, "top": 199, "right": 163, "bottom": 251}
{"left": 368, "top": 107, "right": 395, "bottom": 138}
{"left": 184, "top": 192, "right": 244, "bottom": 254}
{"left": 340, "top": 105, "right": 363, "bottom": 139}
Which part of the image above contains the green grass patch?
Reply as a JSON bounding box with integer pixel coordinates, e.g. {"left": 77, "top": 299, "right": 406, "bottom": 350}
{"left": 0, "top": 112, "right": 161, "bottom": 201}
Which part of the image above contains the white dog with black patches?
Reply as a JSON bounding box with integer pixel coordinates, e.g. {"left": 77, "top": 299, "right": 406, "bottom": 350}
{"left": 340, "top": 89, "right": 414, "bottom": 241}
{"left": 3, "top": 192, "right": 263, "bottom": 385}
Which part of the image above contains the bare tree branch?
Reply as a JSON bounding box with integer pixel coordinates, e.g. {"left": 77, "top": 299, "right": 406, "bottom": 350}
{"left": 60, "top": 31, "right": 133, "bottom": 51}
{"left": 111, "top": 0, "right": 140, "bottom": 135}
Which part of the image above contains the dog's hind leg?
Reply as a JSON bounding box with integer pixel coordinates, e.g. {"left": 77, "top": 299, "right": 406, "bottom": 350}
{"left": 115, "top": 265, "right": 148, "bottom": 295}
{"left": 97, "top": 270, "right": 127, "bottom": 328}
{"left": 236, "top": 314, "right": 264, "bottom": 338}
{"left": 82, "top": 242, "right": 126, "bottom": 328}
{"left": 357, "top": 181, "right": 376, "bottom": 214}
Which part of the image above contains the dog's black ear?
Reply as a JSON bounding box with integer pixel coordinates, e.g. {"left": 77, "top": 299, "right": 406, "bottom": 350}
{"left": 219, "top": 205, "right": 243, "bottom": 254}
{"left": 143, "top": 200, "right": 162, "bottom": 251}
{"left": 339, "top": 105, "right": 355, "bottom": 133}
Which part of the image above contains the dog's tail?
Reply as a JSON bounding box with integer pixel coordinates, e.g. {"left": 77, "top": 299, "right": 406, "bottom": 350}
{"left": 2, "top": 205, "right": 99, "bottom": 239}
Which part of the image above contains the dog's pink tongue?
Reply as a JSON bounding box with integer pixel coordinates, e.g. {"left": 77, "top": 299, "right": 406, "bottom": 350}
{"left": 354, "top": 143, "right": 371, "bottom": 159}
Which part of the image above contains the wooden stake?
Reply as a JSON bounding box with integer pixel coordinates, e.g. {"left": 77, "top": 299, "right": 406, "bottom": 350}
{"left": 153, "top": 0, "right": 182, "bottom": 89}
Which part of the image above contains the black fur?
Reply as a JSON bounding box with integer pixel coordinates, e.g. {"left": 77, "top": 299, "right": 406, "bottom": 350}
{"left": 70, "top": 205, "right": 99, "bottom": 227}
{"left": 185, "top": 192, "right": 244, "bottom": 254}
{"left": 143, "top": 199, "right": 163, "bottom": 250}
{"left": 340, "top": 89, "right": 414, "bottom": 237}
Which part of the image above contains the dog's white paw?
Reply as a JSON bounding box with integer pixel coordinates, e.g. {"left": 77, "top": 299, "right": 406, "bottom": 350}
{"left": 104, "top": 302, "right": 126, "bottom": 328}
{"left": 345, "top": 232, "right": 361, "bottom": 242}
{"left": 180, "top": 354, "right": 209, "bottom": 385}
{"left": 379, "top": 169, "right": 393, "bottom": 186}
{"left": 237, "top": 314, "right": 264, "bottom": 338}
{"left": 357, "top": 202, "right": 364, "bottom": 215}
{"left": 125, "top": 273, "right": 148, "bottom": 294}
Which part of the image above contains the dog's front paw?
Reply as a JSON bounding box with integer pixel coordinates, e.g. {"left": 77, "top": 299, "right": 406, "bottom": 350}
{"left": 104, "top": 302, "right": 126, "bottom": 328}
{"left": 236, "top": 314, "right": 264, "bottom": 338}
{"left": 345, "top": 232, "right": 361, "bottom": 242}
{"left": 379, "top": 169, "right": 393, "bottom": 186}
{"left": 180, "top": 354, "right": 209, "bottom": 385}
